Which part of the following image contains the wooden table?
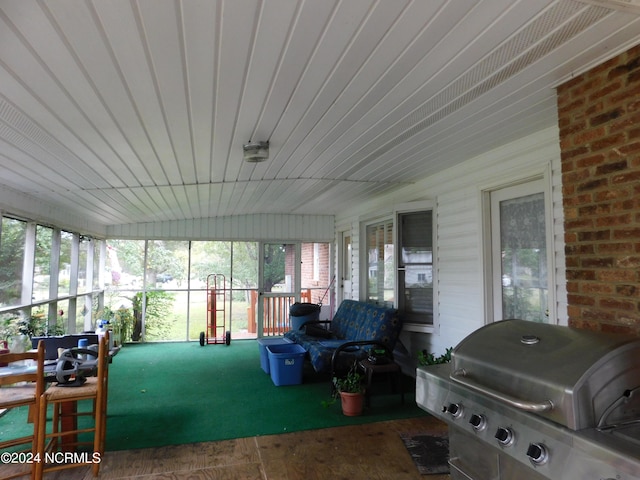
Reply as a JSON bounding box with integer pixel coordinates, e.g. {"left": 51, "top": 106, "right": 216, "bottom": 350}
{"left": 357, "top": 357, "right": 404, "bottom": 407}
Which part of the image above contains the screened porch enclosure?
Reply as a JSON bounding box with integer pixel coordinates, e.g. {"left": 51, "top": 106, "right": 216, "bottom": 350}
{"left": 104, "top": 240, "right": 332, "bottom": 342}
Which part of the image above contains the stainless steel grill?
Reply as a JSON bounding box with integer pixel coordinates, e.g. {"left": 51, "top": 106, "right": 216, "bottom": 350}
{"left": 416, "top": 319, "right": 640, "bottom": 480}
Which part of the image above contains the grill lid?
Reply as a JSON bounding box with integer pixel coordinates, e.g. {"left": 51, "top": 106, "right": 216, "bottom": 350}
{"left": 450, "top": 319, "right": 640, "bottom": 430}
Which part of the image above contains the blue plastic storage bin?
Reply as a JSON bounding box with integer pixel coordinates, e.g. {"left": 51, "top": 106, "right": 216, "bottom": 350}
{"left": 257, "top": 338, "right": 291, "bottom": 374}
{"left": 267, "top": 343, "right": 306, "bottom": 386}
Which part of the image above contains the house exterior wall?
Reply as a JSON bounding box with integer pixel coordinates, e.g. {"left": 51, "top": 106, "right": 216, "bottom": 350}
{"left": 335, "top": 126, "right": 566, "bottom": 361}
{"left": 301, "top": 242, "right": 330, "bottom": 304}
{"left": 106, "top": 213, "right": 335, "bottom": 242}
{"left": 558, "top": 45, "right": 640, "bottom": 335}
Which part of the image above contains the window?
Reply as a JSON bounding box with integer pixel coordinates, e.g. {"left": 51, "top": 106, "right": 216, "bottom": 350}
{"left": 397, "top": 209, "right": 434, "bottom": 326}
{"left": 0, "top": 215, "right": 106, "bottom": 335}
{"left": 339, "top": 232, "right": 352, "bottom": 303}
{"left": 92, "top": 240, "right": 101, "bottom": 290}
{"left": 0, "top": 208, "right": 334, "bottom": 343}
{"left": 58, "top": 231, "right": 73, "bottom": 298}
{"left": 365, "top": 220, "right": 394, "bottom": 306}
{"left": 489, "top": 179, "right": 552, "bottom": 323}
{"left": 343, "top": 235, "right": 351, "bottom": 282}
{"left": 78, "top": 236, "right": 89, "bottom": 294}
{"left": 0, "top": 217, "right": 27, "bottom": 307}
{"left": 33, "top": 225, "right": 53, "bottom": 301}
{"left": 106, "top": 239, "right": 145, "bottom": 290}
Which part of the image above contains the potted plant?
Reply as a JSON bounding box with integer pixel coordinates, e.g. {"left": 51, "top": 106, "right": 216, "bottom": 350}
{"left": 418, "top": 347, "right": 453, "bottom": 366}
{"left": 333, "top": 362, "right": 365, "bottom": 416}
{"left": 17, "top": 311, "right": 65, "bottom": 339}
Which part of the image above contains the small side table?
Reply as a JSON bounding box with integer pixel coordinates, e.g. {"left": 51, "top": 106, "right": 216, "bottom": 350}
{"left": 357, "top": 358, "right": 404, "bottom": 407}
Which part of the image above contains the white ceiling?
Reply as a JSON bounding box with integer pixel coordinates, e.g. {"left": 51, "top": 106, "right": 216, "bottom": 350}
{"left": 0, "top": 0, "right": 639, "bottom": 227}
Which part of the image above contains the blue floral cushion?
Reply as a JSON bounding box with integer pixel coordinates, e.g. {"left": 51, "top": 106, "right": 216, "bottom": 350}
{"left": 284, "top": 300, "right": 401, "bottom": 374}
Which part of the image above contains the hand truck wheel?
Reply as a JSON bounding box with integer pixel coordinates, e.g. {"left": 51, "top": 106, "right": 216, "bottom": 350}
{"left": 225, "top": 331, "right": 231, "bottom": 345}
{"left": 199, "top": 331, "right": 205, "bottom": 346}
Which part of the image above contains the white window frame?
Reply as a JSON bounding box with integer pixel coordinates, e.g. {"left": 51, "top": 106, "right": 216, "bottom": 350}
{"left": 482, "top": 173, "right": 556, "bottom": 325}
{"left": 395, "top": 201, "right": 437, "bottom": 334}
{"left": 359, "top": 215, "right": 394, "bottom": 306}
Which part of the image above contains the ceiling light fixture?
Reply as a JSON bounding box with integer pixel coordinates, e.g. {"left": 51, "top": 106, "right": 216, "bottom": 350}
{"left": 243, "top": 141, "right": 269, "bottom": 162}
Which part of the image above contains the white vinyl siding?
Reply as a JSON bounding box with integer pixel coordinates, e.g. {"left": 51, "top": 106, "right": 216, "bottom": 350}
{"left": 107, "top": 213, "right": 334, "bottom": 242}
{"left": 335, "top": 127, "right": 567, "bottom": 357}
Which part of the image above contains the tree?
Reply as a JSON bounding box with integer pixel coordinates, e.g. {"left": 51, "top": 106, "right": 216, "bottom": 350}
{"left": 0, "top": 218, "right": 26, "bottom": 306}
{"left": 146, "top": 240, "right": 187, "bottom": 285}
{"left": 262, "top": 244, "right": 286, "bottom": 291}
{"left": 130, "top": 290, "right": 174, "bottom": 341}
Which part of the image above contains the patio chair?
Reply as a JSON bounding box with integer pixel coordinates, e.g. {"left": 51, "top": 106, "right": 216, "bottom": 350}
{"left": 0, "top": 340, "right": 45, "bottom": 480}
{"left": 35, "top": 332, "right": 109, "bottom": 479}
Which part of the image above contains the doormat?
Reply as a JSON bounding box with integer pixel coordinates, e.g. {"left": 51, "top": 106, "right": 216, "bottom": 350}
{"left": 400, "top": 431, "right": 449, "bottom": 475}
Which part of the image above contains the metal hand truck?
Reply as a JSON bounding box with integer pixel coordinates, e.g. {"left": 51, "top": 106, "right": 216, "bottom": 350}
{"left": 200, "top": 273, "right": 231, "bottom": 346}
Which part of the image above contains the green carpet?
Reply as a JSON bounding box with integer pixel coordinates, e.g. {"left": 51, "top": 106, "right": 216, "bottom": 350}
{"left": 1, "top": 340, "right": 428, "bottom": 452}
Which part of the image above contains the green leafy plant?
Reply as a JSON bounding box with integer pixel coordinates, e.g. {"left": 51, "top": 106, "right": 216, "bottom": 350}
{"left": 334, "top": 362, "right": 364, "bottom": 394}
{"left": 418, "top": 347, "right": 453, "bottom": 366}
{"left": 17, "top": 311, "right": 64, "bottom": 337}
{"left": 130, "top": 291, "right": 174, "bottom": 341}
{"left": 95, "top": 306, "right": 115, "bottom": 323}
{"left": 17, "top": 311, "right": 47, "bottom": 337}
{"left": 46, "top": 322, "right": 66, "bottom": 336}
{"left": 2, "top": 310, "right": 65, "bottom": 340}
{"left": 322, "top": 362, "right": 365, "bottom": 408}
{"left": 113, "top": 306, "right": 134, "bottom": 344}
{"left": 0, "top": 315, "right": 20, "bottom": 342}
{"left": 94, "top": 304, "right": 134, "bottom": 346}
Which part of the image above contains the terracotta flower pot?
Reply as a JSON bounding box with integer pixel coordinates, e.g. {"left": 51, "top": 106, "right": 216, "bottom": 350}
{"left": 340, "top": 391, "right": 364, "bottom": 416}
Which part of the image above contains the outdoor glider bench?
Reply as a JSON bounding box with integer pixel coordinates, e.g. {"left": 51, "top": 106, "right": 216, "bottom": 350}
{"left": 283, "top": 299, "right": 402, "bottom": 376}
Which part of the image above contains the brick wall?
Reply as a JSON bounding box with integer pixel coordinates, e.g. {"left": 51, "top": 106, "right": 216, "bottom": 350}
{"left": 558, "top": 45, "right": 640, "bottom": 334}
{"left": 300, "top": 242, "right": 330, "bottom": 304}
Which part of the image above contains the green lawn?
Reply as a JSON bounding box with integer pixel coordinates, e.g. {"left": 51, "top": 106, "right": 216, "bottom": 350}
{"left": 158, "top": 291, "right": 251, "bottom": 341}
{"left": 110, "top": 290, "right": 254, "bottom": 342}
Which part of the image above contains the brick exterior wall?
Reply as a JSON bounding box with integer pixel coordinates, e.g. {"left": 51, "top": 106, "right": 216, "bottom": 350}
{"left": 300, "top": 242, "right": 330, "bottom": 304}
{"left": 558, "top": 45, "right": 640, "bottom": 334}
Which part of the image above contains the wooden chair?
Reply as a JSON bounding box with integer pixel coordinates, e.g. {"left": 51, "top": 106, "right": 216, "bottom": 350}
{"left": 0, "top": 340, "right": 45, "bottom": 480}
{"left": 35, "top": 332, "right": 109, "bottom": 479}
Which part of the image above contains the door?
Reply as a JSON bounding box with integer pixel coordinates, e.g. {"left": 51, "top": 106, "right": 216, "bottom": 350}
{"left": 490, "top": 179, "right": 552, "bottom": 323}
{"left": 338, "top": 232, "right": 352, "bottom": 303}
{"left": 258, "top": 243, "right": 299, "bottom": 336}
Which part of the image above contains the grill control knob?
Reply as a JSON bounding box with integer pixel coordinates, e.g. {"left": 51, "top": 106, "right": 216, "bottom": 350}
{"left": 495, "top": 427, "right": 514, "bottom": 446}
{"left": 526, "top": 443, "right": 549, "bottom": 465}
{"left": 446, "top": 403, "right": 464, "bottom": 419}
{"left": 469, "top": 413, "right": 487, "bottom": 431}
